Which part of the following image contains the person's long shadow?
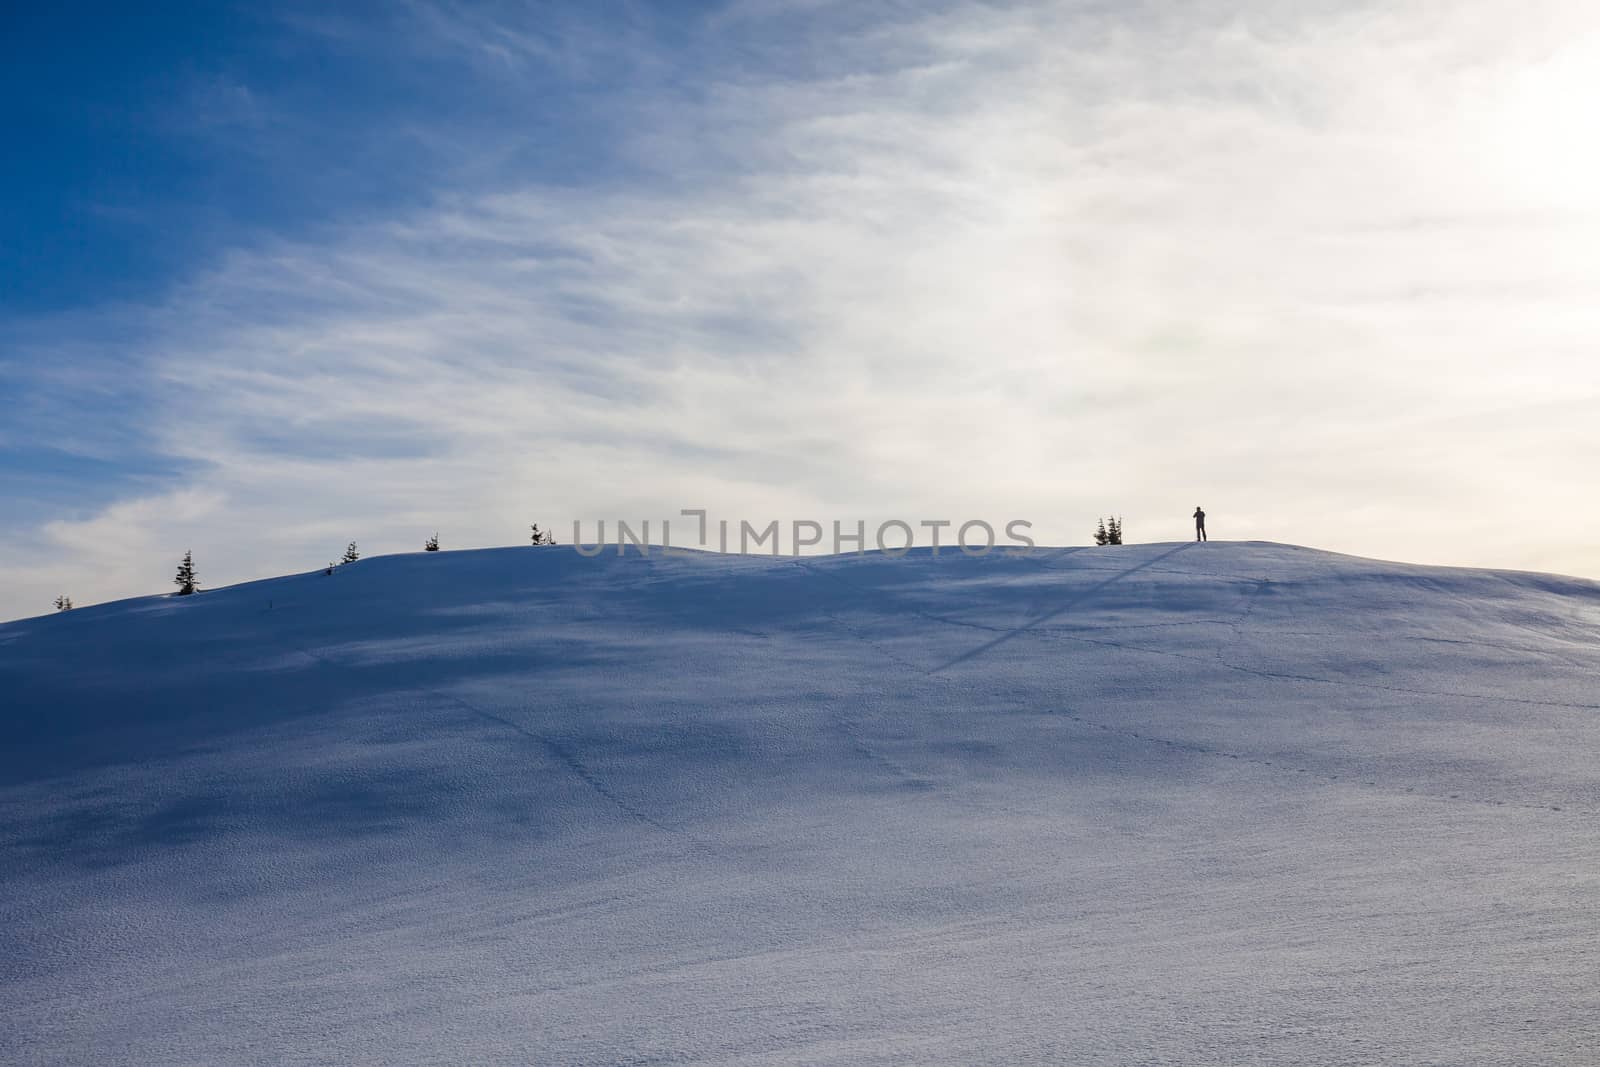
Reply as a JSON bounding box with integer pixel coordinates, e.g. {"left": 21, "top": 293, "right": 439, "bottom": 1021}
{"left": 928, "top": 542, "right": 1196, "bottom": 675}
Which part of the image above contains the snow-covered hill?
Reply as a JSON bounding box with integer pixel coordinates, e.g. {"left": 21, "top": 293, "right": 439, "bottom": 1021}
{"left": 4, "top": 542, "right": 1599, "bottom": 1064}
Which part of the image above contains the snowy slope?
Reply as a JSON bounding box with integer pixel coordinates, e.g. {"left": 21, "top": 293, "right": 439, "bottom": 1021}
{"left": 3, "top": 541, "right": 1600, "bottom": 1065}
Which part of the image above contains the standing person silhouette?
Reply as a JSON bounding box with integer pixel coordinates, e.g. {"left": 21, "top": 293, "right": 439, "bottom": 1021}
{"left": 1193, "top": 506, "right": 1207, "bottom": 542}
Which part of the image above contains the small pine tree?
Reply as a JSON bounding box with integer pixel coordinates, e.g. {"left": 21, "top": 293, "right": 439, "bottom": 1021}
{"left": 174, "top": 551, "right": 198, "bottom": 595}
{"left": 1108, "top": 516, "right": 1123, "bottom": 545}
{"left": 54, "top": 595, "right": 72, "bottom": 611}
{"left": 342, "top": 542, "right": 360, "bottom": 565}
{"left": 424, "top": 534, "right": 440, "bottom": 552}
{"left": 1094, "top": 518, "right": 1110, "bottom": 546}
{"left": 530, "top": 523, "right": 556, "bottom": 546}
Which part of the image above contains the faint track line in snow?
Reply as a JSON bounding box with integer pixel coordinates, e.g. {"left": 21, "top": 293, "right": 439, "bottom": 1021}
{"left": 465, "top": 707, "right": 683, "bottom": 836}
{"left": 789, "top": 560, "right": 960, "bottom": 789}
{"left": 790, "top": 559, "right": 942, "bottom": 674}
{"left": 1232, "top": 628, "right": 1600, "bottom": 670}
{"left": 289, "top": 645, "right": 684, "bottom": 837}
{"left": 830, "top": 709, "right": 936, "bottom": 791}
{"left": 1214, "top": 644, "right": 1600, "bottom": 713}
{"left": 1037, "top": 625, "right": 1600, "bottom": 712}
{"left": 1048, "top": 707, "right": 1599, "bottom": 818}
{"left": 1032, "top": 576, "right": 1600, "bottom": 815}
{"left": 1034, "top": 617, "right": 1237, "bottom": 632}
{"left": 1215, "top": 576, "right": 1274, "bottom": 673}
{"left": 1135, "top": 564, "right": 1260, "bottom": 582}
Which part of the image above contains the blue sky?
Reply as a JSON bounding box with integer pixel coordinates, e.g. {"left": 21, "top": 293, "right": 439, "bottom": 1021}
{"left": 4, "top": 0, "right": 1600, "bottom": 618}
{"left": 2, "top": 0, "right": 726, "bottom": 571}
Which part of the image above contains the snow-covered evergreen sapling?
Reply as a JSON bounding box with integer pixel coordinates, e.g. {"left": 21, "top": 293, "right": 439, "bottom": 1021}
{"left": 1094, "top": 519, "right": 1110, "bottom": 546}
{"left": 54, "top": 595, "right": 72, "bottom": 611}
{"left": 424, "top": 534, "right": 440, "bottom": 552}
{"left": 1108, "top": 516, "right": 1123, "bottom": 545}
{"left": 174, "top": 551, "right": 198, "bottom": 595}
{"left": 342, "top": 542, "right": 360, "bottom": 565}
{"left": 530, "top": 524, "right": 556, "bottom": 546}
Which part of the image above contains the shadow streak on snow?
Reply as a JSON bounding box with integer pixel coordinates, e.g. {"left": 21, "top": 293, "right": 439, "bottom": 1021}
{"left": 927, "top": 543, "right": 1195, "bottom": 674}
{"left": 0, "top": 631, "right": 627, "bottom": 787}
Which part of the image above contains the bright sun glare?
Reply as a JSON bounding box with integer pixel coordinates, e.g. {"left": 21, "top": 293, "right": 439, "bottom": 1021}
{"left": 1486, "top": 38, "right": 1600, "bottom": 207}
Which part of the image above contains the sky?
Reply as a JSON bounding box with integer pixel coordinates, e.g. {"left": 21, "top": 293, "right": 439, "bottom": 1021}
{"left": 3, "top": 0, "right": 1599, "bottom": 620}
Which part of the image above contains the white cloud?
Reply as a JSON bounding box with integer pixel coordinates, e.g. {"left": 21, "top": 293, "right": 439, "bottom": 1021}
{"left": 6, "top": 0, "right": 1600, "bottom": 618}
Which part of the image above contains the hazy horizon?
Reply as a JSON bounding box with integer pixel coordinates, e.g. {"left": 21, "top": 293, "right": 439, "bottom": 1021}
{"left": 8, "top": 532, "right": 1598, "bottom": 624}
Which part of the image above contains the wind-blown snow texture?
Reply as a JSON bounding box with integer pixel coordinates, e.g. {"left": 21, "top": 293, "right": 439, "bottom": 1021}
{"left": 3, "top": 541, "right": 1600, "bottom": 1064}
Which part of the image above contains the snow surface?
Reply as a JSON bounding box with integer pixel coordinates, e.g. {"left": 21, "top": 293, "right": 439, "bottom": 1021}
{"left": 3, "top": 541, "right": 1600, "bottom": 1065}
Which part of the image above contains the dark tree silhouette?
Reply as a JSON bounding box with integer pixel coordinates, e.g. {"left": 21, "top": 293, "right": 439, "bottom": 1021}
{"left": 530, "top": 523, "right": 556, "bottom": 546}
{"left": 424, "top": 534, "right": 440, "bottom": 552}
{"left": 174, "top": 551, "right": 198, "bottom": 595}
{"left": 1094, "top": 518, "right": 1110, "bottom": 546}
{"left": 342, "top": 542, "right": 360, "bottom": 565}
{"left": 1107, "top": 516, "right": 1123, "bottom": 545}
{"left": 54, "top": 595, "right": 72, "bottom": 611}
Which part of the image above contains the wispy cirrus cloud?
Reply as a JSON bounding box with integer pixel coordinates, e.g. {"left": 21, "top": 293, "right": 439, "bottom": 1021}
{"left": 4, "top": 0, "right": 1599, "bottom": 618}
